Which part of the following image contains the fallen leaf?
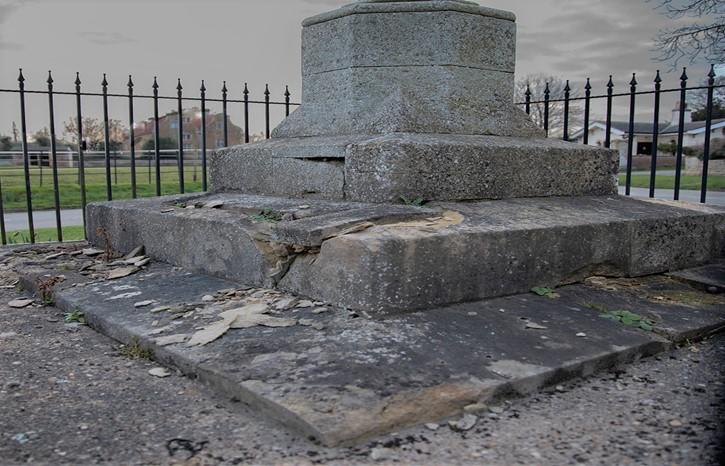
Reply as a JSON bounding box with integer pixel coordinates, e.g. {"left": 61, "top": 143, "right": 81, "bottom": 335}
{"left": 8, "top": 298, "right": 33, "bottom": 308}
{"left": 107, "top": 266, "right": 139, "bottom": 280}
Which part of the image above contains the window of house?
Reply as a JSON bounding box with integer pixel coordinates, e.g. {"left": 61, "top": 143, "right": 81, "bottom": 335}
{"left": 216, "top": 139, "right": 225, "bottom": 148}
{"left": 183, "top": 133, "right": 192, "bottom": 140}
{"left": 183, "top": 117, "right": 191, "bottom": 124}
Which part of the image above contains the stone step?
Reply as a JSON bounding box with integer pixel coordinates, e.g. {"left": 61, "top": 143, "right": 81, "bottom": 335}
{"left": 16, "top": 255, "right": 725, "bottom": 446}
{"left": 87, "top": 193, "right": 725, "bottom": 314}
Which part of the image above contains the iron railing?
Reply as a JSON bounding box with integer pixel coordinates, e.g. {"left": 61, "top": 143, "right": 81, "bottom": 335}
{"left": 0, "top": 66, "right": 723, "bottom": 245}
{"left": 519, "top": 65, "right": 724, "bottom": 204}
{"left": 0, "top": 69, "right": 299, "bottom": 244}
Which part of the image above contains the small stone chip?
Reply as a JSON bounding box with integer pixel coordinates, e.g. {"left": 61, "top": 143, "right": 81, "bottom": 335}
{"left": 203, "top": 200, "right": 225, "bottom": 209}
{"left": 155, "top": 334, "right": 188, "bottom": 346}
{"left": 201, "top": 295, "right": 215, "bottom": 303}
{"left": 525, "top": 321, "right": 548, "bottom": 330}
{"left": 669, "top": 419, "right": 683, "bottom": 427}
{"left": 449, "top": 414, "right": 477, "bottom": 432}
{"left": 134, "top": 300, "right": 155, "bottom": 308}
{"left": 8, "top": 298, "right": 34, "bottom": 308}
{"left": 150, "top": 306, "right": 170, "bottom": 314}
{"left": 424, "top": 423, "right": 440, "bottom": 431}
{"left": 463, "top": 403, "right": 487, "bottom": 414}
{"left": 576, "top": 332, "right": 587, "bottom": 338}
{"left": 82, "top": 248, "right": 104, "bottom": 257}
{"left": 296, "top": 300, "right": 314, "bottom": 308}
{"left": 148, "top": 367, "right": 171, "bottom": 378}
{"left": 107, "top": 266, "right": 139, "bottom": 280}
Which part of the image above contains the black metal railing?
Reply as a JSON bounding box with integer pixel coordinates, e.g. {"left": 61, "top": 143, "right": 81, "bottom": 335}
{"left": 519, "top": 65, "right": 724, "bottom": 205}
{"left": 0, "top": 65, "right": 723, "bottom": 246}
{"left": 0, "top": 69, "right": 299, "bottom": 244}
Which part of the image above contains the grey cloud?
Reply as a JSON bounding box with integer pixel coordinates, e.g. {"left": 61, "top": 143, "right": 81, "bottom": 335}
{"left": 78, "top": 31, "right": 136, "bottom": 45}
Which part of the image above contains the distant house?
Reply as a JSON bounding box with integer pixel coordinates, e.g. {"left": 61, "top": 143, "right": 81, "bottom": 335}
{"left": 133, "top": 107, "right": 245, "bottom": 156}
{"left": 571, "top": 103, "right": 725, "bottom": 167}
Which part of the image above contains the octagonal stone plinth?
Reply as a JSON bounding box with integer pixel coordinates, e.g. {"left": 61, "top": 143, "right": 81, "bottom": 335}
{"left": 273, "top": 0, "right": 542, "bottom": 139}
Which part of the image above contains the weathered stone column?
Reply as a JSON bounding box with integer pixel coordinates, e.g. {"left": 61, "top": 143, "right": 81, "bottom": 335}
{"left": 210, "top": 0, "right": 618, "bottom": 202}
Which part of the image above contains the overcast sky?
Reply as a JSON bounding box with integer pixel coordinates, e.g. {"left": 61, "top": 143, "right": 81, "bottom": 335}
{"left": 0, "top": 0, "right": 719, "bottom": 137}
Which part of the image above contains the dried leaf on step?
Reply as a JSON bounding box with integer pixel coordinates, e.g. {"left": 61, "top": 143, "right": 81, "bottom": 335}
{"left": 186, "top": 320, "right": 232, "bottom": 347}
{"left": 107, "top": 266, "right": 139, "bottom": 280}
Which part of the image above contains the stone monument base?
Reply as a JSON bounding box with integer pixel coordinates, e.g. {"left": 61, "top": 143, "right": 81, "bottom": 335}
{"left": 86, "top": 193, "right": 725, "bottom": 314}
{"left": 209, "top": 134, "right": 618, "bottom": 203}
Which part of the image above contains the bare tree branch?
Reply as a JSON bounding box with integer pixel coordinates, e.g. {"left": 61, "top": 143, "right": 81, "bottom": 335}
{"left": 515, "top": 74, "right": 583, "bottom": 137}
{"left": 648, "top": 0, "right": 725, "bottom": 67}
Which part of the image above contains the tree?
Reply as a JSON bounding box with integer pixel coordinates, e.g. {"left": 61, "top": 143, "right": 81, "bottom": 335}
{"left": 141, "top": 137, "right": 177, "bottom": 153}
{"left": 650, "top": 0, "right": 725, "bottom": 66}
{"left": 687, "top": 75, "right": 725, "bottom": 120}
{"left": 62, "top": 117, "right": 127, "bottom": 151}
{"left": 515, "top": 74, "right": 583, "bottom": 136}
{"left": 33, "top": 128, "right": 50, "bottom": 147}
{"left": 0, "top": 136, "right": 11, "bottom": 151}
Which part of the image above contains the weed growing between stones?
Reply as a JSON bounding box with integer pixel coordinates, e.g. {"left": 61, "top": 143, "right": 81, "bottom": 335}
{"left": 118, "top": 337, "right": 153, "bottom": 360}
{"left": 250, "top": 209, "right": 284, "bottom": 223}
{"left": 64, "top": 310, "right": 86, "bottom": 325}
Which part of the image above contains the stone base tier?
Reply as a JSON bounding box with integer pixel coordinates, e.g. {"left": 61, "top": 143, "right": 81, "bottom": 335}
{"left": 209, "top": 134, "right": 619, "bottom": 203}
{"left": 87, "top": 193, "right": 725, "bottom": 314}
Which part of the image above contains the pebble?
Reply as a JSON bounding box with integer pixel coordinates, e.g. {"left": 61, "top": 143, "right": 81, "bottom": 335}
{"left": 370, "top": 447, "right": 394, "bottom": 461}
{"left": 0, "top": 332, "right": 18, "bottom": 338}
{"left": 134, "top": 300, "right": 155, "bottom": 308}
{"left": 201, "top": 295, "right": 215, "bottom": 303}
{"left": 148, "top": 367, "right": 171, "bottom": 378}
{"left": 576, "top": 332, "right": 587, "bottom": 338}
{"left": 424, "top": 423, "right": 440, "bottom": 431}
{"left": 8, "top": 298, "right": 34, "bottom": 308}
{"left": 296, "top": 300, "right": 314, "bottom": 308}
{"left": 464, "top": 403, "right": 487, "bottom": 414}
{"left": 669, "top": 419, "right": 683, "bottom": 427}
{"left": 449, "top": 414, "right": 478, "bottom": 432}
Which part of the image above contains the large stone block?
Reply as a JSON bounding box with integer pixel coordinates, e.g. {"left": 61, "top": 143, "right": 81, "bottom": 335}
{"left": 210, "top": 133, "right": 618, "bottom": 202}
{"left": 272, "top": 0, "right": 541, "bottom": 138}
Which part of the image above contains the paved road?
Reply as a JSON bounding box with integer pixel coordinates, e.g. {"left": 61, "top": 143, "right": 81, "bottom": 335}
{"left": 4, "top": 209, "right": 83, "bottom": 231}
{"left": 619, "top": 187, "right": 725, "bottom": 206}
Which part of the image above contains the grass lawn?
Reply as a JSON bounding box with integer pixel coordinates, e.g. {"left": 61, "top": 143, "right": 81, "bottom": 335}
{"left": 5, "top": 225, "right": 85, "bottom": 244}
{"left": 0, "top": 166, "right": 204, "bottom": 211}
{"left": 618, "top": 174, "right": 725, "bottom": 191}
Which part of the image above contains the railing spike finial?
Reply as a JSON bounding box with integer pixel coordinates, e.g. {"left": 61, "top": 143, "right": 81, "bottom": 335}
{"left": 285, "top": 85, "right": 290, "bottom": 97}
{"left": 265, "top": 83, "right": 270, "bottom": 96}
{"left": 222, "top": 81, "right": 228, "bottom": 93}
{"left": 564, "top": 80, "right": 571, "bottom": 92}
{"left": 153, "top": 76, "right": 159, "bottom": 90}
{"left": 18, "top": 68, "right": 24, "bottom": 83}
{"left": 607, "top": 75, "right": 614, "bottom": 88}
{"left": 708, "top": 64, "right": 716, "bottom": 79}
{"left": 525, "top": 82, "right": 531, "bottom": 96}
{"left": 75, "top": 72, "right": 81, "bottom": 87}
{"left": 680, "top": 67, "right": 688, "bottom": 81}
{"left": 630, "top": 73, "right": 637, "bottom": 86}
{"left": 127, "top": 74, "right": 134, "bottom": 88}
{"left": 200, "top": 79, "right": 206, "bottom": 92}
{"left": 102, "top": 73, "right": 108, "bottom": 87}
{"left": 47, "top": 70, "right": 53, "bottom": 84}
{"left": 244, "top": 82, "right": 249, "bottom": 95}
{"left": 177, "top": 78, "right": 183, "bottom": 91}
{"left": 654, "top": 70, "right": 662, "bottom": 84}
{"left": 585, "top": 77, "right": 591, "bottom": 91}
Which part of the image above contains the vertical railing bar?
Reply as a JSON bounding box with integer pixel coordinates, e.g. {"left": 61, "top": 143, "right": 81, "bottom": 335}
{"left": 128, "top": 75, "right": 137, "bottom": 199}
{"left": 47, "top": 71, "right": 63, "bottom": 241}
{"left": 583, "top": 78, "right": 591, "bottom": 146}
{"left": 75, "top": 72, "right": 87, "bottom": 234}
{"left": 605, "top": 75, "right": 614, "bottom": 149}
{"left": 673, "top": 67, "right": 688, "bottom": 201}
{"left": 0, "top": 178, "right": 6, "bottom": 245}
{"left": 222, "top": 81, "right": 229, "bottom": 148}
{"left": 701, "top": 65, "right": 716, "bottom": 204}
{"left": 563, "top": 80, "right": 570, "bottom": 142}
{"left": 285, "top": 86, "right": 291, "bottom": 117}
{"left": 525, "top": 83, "right": 531, "bottom": 115}
{"left": 265, "top": 84, "right": 271, "bottom": 139}
{"left": 177, "top": 79, "right": 185, "bottom": 194}
{"left": 201, "top": 80, "right": 208, "bottom": 191}
{"left": 18, "top": 69, "right": 35, "bottom": 244}
{"left": 649, "top": 71, "right": 662, "bottom": 198}
{"left": 243, "top": 83, "right": 250, "bottom": 144}
{"left": 543, "top": 82, "right": 550, "bottom": 137}
{"left": 102, "top": 74, "right": 112, "bottom": 201}
{"left": 626, "top": 73, "right": 637, "bottom": 197}
{"left": 152, "top": 77, "right": 161, "bottom": 197}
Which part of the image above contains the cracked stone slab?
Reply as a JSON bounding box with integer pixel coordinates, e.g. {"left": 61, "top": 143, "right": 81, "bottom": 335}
{"left": 87, "top": 194, "right": 725, "bottom": 314}
{"left": 15, "top": 259, "right": 725, "bottom": 446}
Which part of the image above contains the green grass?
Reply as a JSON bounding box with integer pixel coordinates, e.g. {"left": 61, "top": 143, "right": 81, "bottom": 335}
{"left": 6, "top": 225, "right": 85, "bottom": 244}
{"left": 0, "top": 166, "right": 204, "bottom": 211}
{"left": 618, "top": 174, "right": 725, "bottom": 191}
